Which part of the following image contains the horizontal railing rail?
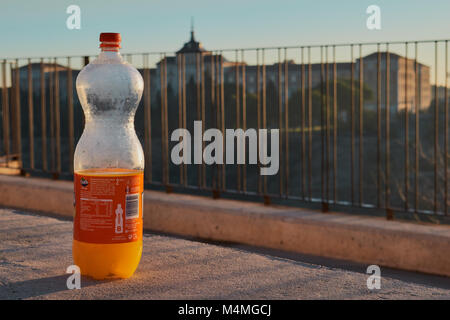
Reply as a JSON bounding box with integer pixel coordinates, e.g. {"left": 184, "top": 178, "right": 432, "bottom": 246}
{"left": 0, "top": 39, "right": 449, "bottom": 219}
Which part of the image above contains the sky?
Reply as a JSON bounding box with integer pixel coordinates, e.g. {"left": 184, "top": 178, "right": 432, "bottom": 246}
{"left": 1, "top": 0, "right": 449, "bottom": 59}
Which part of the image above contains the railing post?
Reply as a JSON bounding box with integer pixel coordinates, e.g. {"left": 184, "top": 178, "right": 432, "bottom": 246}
{"left": 27, "top": 58, "right": 34, "bottom": 172}
{"left": 40, "top": 58, "right": 48, "bottom": 172}
{"left": 67, "top": 57, "right": 74, "bottom": 174}
{"left": 2, "top": 60, "right": 10, "bottom": 167}
{"left": 143, "top": 53, "right": 152, "bottom": 183}
{"left": 14, "top": 60, "right": 23, "bottom": 172}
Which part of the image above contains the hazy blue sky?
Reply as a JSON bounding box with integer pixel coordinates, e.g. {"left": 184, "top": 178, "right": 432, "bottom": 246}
{"left": 1, "top": 0, "right": 449, "bottom": 59}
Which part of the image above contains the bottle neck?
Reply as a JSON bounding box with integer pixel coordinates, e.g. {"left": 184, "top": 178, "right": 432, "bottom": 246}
{"left": 94, "top": 50, "right": 123, "bottom": 64}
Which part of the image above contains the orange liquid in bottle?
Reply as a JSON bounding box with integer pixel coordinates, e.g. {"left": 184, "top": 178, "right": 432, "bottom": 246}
{"left": 73, "top": 168, "right": 143, "bottom": 280}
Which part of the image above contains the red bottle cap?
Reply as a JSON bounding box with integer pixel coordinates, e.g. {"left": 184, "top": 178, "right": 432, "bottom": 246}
{"left": 99, "top": 33, "right": 121, "bottom": 49}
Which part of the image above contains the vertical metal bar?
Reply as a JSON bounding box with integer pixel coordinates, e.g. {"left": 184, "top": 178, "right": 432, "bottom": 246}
{"left": 278, "top": 48, "right": 284, "bottom": 196}
{"left": 308, "top": 47, "right": 312, "bottom": 201}
{"left": 210, "top": 52, "right": 217, "bottom": 192}
{"left": 200, "top": 53, "right": 206, "bottom": 188}
{"left": 8, "top": 62, "right": 13, "bottom": 168}
{"left": 160, "top": 54, "right": 167, "bottom": 186}
{"left": 49, "top": 59, "right": 54, "bottom": 172}
{"left": 67, "top": 57, "right": 74, "bottom": 174}
{"left": 284, "top": 48, "right": 289, "bottom": 197}
{"left": 1, "top": 60, "right": 9, "bottom": 165}
{"left": 27, "top": 59, "right": 34, "bottom": 170}
{"left": 143, "top": 54, "right": 152, "bottom": 182}
{"left": 196, "top": 53, "right": 202, "bottom": 188}
{"left": 434, "top": 41, "right": 439, "bottom": 214}
{"left": 262, "top": 49, "right": 267, "bottom": 196}
{"left": 241, "top": 50, "right": 247, "bottom": 193}
{"left": 214, "top": 52, "right": 221, "bottom": 193}
{"left": 414, "top": 42, "right": 419, "bottom": 213}
{"left": 235, "top": 50, "right": 241, "bottom": 192}
{"left": 214, "top": 52, "right": 223, "bottom": 192}
{"left": 325, "top": 46, "right": 330, "bottom": 205}
{"left": 350, "top": 45, "right": 355, "bottom": 205}
{"left": 320, "top": 47, "right": 325, "bottom": 207}
{"left": 178, "top": 53, "right": 186, "bottom": 185}
{"left": 220, "top": 52, "right": 225, "bottom": 191}
{"left": 40, "top": 59, "right": 47, "bottom": 171}
{"left": 333, "top": 45, "right": 338, "bottom": 204}
{"left": 164, "top": 54, "right": 169, "bottom": 187}
{"left": 404, "top": 43, "right": 409, "bottom": 212}
{"left": 216, "top": 52, "right": 221, "bottom": 192}
{"left": 14, "top": 59, "right": 22, "bottom": 165}
{"left": 182, "top": 54, "right": 187, "bottom": 186}
{"left": 177, "top": 54, "right": 183, "bottom": 185}
{"left": 54, "top": 58, "right": 61, "bottom": 176}
{"left": 377, "top": 45, "right": 382, "bottom": 208}
{"left": 359, "top": 44, "right": 363, "bottom": 207}
{"left": 256, "top": 49, "right": 261, "bottom": 194}
{"left": 301, "top": 48, "right": 306, "bottom": 200}
{"left": 386, "top": 45, "right": 391, "bottom": 213}
{"left": 445, "top": 40, "right": 448, "bottom": 215}
{"left": 214, "top": 53, "right": 220, "bottom": 192}
{"left": 176, "top": 53, "right": 183, "bottom": 185}
{"left": 9, "top": 62, "right": 14, "bottom": 167}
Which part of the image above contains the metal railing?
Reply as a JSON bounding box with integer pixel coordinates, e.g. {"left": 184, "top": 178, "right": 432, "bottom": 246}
{"left": 0, "top": 39, "right": 449, "bottom": 219}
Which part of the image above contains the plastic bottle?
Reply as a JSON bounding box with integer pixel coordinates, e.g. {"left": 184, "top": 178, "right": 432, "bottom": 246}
{"left": 73, "top": 33, "right": 144, "bottom": 279}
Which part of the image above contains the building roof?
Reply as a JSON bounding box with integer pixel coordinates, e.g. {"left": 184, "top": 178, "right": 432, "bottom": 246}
{"left": 176, "top": 30, "right": 206, "bottom": 54}
{"left": 18, "top": 62, "right": 68, "bottom": 72}
{"left": 360, "top": 51, "right": 403, "bottom": 60}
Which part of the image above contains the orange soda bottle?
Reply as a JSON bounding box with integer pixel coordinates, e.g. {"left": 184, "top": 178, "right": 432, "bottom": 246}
{"left": 73, "top": 33, "right": 145, "bottom": 279}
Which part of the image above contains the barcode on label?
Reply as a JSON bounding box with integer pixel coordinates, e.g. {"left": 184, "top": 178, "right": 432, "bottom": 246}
{"left": 125, "top": 193, "right": 140, "bottom": 219}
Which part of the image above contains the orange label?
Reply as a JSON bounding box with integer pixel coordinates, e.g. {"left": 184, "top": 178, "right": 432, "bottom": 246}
{"left": 74, "top": 169, "right": 144, "bottom": 244}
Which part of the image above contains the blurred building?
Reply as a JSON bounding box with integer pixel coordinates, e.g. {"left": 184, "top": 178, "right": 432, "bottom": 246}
{"left": 154, "top": 31, "right": 432, "bottom": 113}
{"left": 357, "top": 52, "right": 431, "bottom": 112}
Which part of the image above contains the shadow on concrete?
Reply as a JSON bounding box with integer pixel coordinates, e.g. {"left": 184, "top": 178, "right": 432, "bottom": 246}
{"left": 143, "top": 229, "right": 450, "bottom": 291}
{"left": 0, "top": 274, "right": 114, "bottom": 300}
{"left": 220, "top": 243, "right": 450, "bottom": 291}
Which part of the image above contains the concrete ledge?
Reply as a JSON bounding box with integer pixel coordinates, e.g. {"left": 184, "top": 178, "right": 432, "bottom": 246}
{"left": 1, "top": 174, "right": 450, "bottom": 277}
